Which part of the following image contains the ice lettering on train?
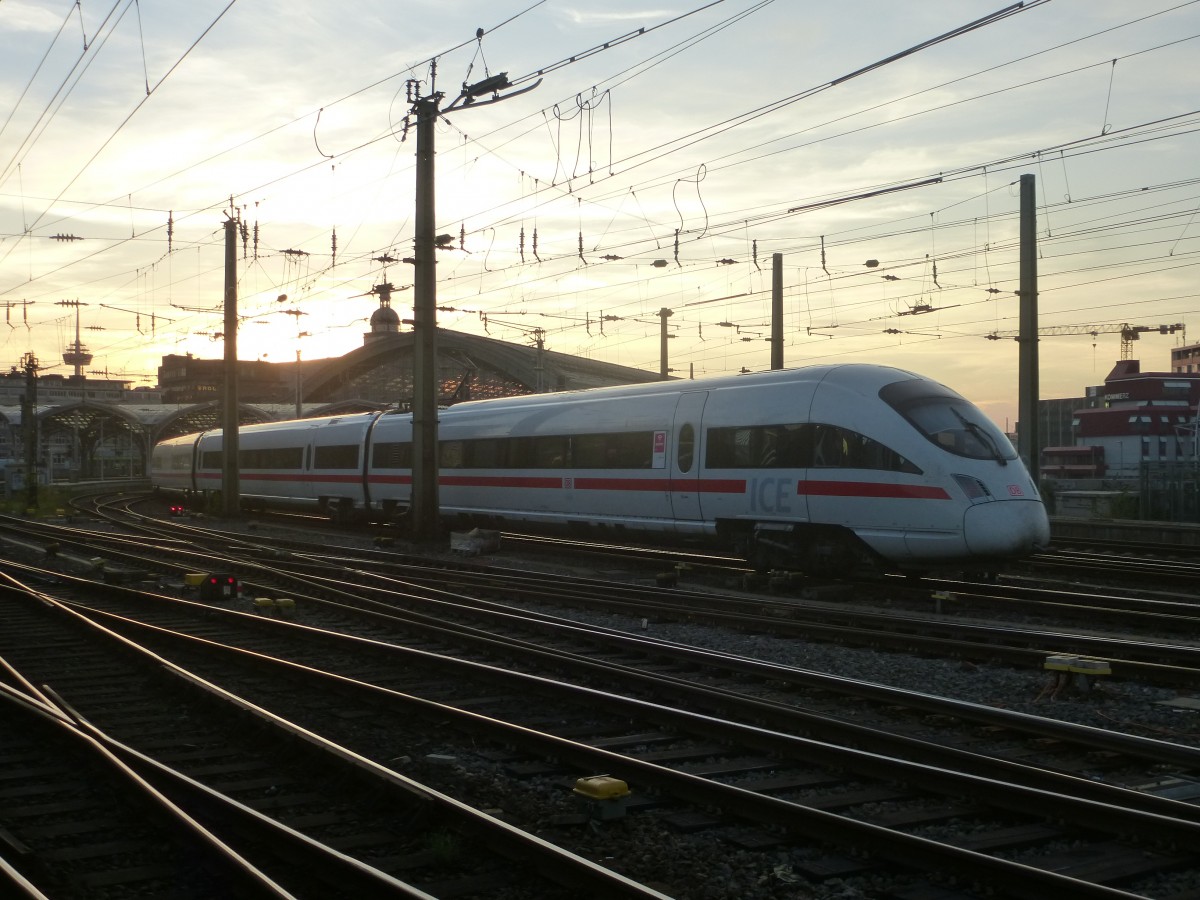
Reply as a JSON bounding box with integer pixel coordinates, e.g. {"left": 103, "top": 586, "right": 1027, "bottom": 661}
{"left": 749, "top": 477, "right": 791, "bottom": 513}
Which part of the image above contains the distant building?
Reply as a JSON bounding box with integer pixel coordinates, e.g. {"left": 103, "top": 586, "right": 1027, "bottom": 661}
{"left": 5, "top": 307, "right": 660, "bottom": 488}
{"left": 1040, "top": 359, "right": 1200, "bottom": 483}
{"left": 1041, "top": 444, "right": 1106, "bottom": 479}
{"left": 1075, "top": 360, "right": 1200, "bottom": 478}
{"left": 157, "top": 354, "right": 292, "bottom": 405}
{"left": 0, "top": 371, "right": 162, "bottom": 486}
{"left": 0, "top": 370, "right": 160, "bottom": 405}
{"left": 158, "top": 298, "right": 663, "bottom": 411}
{"left": 1037, "top": 391, "right": 1103, "bottom": 452}
{"left": 1171, "top": 341, "right": 1200, "bottom": 373}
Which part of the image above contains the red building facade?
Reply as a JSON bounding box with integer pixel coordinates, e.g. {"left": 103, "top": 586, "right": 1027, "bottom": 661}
{"left": 1059, "top": 360, "right": 1200, "bottom": 479}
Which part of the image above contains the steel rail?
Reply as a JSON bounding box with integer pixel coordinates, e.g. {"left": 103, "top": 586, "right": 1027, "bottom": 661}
{"left": 256, "top": 558, "right": 1200, "bottom": 687}
{"left": 0, "top": 580, "right": 675, "bottom": 900}
{"left": 40, "top": 689, "right": 443, "bottom": 900}
{"left": 0, "top": 683, "right": 299, "bottom": 900}
{"left": 22, "top": 541, "right": 1200, "bottom": 773}
{"left": 54, "top": 597, "right": 1200, "bottom": 900}
{"left": 0, "top": 855, "right": 50, "bottom": 900}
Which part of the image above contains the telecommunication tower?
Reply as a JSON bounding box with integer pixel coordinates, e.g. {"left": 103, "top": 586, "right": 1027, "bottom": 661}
{"left": 57, "top": 299, "right": 93, "bottom": 376}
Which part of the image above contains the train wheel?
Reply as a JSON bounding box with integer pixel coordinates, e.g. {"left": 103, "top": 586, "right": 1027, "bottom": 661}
{"left": 329, "top": 499, "right": 355, "bottom": 525}
{"left": 749, "top": 542, "right": 774, "bottom": 574}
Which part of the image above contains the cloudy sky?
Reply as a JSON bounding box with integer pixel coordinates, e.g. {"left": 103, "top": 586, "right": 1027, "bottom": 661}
{"left": 1, "top": 0, "right": 1197, "bottom": 428}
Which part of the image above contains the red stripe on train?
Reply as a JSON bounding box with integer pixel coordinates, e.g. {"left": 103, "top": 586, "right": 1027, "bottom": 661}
{"left": 571, "top": 477, "right": 747, "bottom": 493}
{"left": 798, "top": 480, "right": 951, "bottom": 499}
{"left": 441, "top": 475, "right": 564, "bottom": 489}
{"left": 198, "top": 473, "right": 945, "bottom": 500}
{"left": 197, "top": 472, "right": 362, "bottom": 484}
{"left": 437, "top": 475, "right": 746, "bottom": 493}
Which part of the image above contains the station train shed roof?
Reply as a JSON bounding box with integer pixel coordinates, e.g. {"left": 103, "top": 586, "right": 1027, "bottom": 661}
{"left": 4, "top": 328, "right": 664, "bottom": 450}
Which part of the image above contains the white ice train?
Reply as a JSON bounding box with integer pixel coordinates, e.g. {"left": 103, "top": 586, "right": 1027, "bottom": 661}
{"left": 150, "top": 364, "right": 1050, "bottom": 573}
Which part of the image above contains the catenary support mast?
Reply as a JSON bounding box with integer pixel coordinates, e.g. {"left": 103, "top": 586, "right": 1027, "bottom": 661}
{"left": 407, "top": 66, "right": 541, "bottom": 541}
{"left": 1018, "top": 173, "right": 1039, "bottom": 484}
{"left": 222, "top": 213, "right": 240, "bottom": 518}
{"left": 410, "top": 92, "right": 440, "bottom": 541}
{"left": 771, "top": 253, "right": 783, "bottom": 370}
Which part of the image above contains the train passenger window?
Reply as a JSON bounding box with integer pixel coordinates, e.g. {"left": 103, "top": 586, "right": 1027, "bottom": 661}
{"left": 605, "top": 432, "right": 654, "bottom": 468}
{"left": 572, "top": 433, "right": 608, "bottom": 468}
{"left": 505, "top": 437, "right": 534, "bottom": 468}
{"left": 240, "top": 447, "right": 303, "bottom": 469}
{"left": 439, "top": 440, "right": 464, "bottom": 468}
{"left": 200, "top": 450, "right": 222, "bottom": 469}
{"left": 494, "top": 432, "right": 658, "bottom": 469}
{"left": 812, "top": 425, "right": 851, "bottom": 467}
{"left": 786, "top": 424, "right": 813, "bottom": 466}
{"left": 507, "top": 436, "right": 569, "bottom": 468}
{"left": 534, "top": 436, "right": 570, "bottom": 468}
{"left": 758, "top": 424, "right": 808, "bottom": 467}
{"left": 677, "top": 424, "right": 695, "bottom": 473}
{"left": 464, "top": 438, "right": 503, "bottom": 468}
{"left": 859, "top": 434, "right": 921, "bottom": 474}
{"left": 314, "top": 444, "right": 359, "bottom": 469}
{"left": 707, "top": 423, "right": 919, "bottom": 473}
{"left": 707, "top": 425, "right": 795, "bottom": 468}
{"left": 758, "top": 430, "right": 778, "bottom": 466}
{"left": 811, "top": 425, "right": 921, "bottom": 473}
{"left": 372, "top": 441, "right": 412, "bottom": 468}
{"left": 706, "top": 427, "right": 748, "bottom": 468}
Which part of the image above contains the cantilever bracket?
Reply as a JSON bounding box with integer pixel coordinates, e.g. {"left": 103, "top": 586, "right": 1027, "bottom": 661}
{"left": 444, "top": 78, "right": 543, "bottom": 113}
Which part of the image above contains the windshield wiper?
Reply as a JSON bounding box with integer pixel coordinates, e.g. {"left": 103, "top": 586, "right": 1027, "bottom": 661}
{"left": 952, "top": 407, "right": 1007, "bottom": 466}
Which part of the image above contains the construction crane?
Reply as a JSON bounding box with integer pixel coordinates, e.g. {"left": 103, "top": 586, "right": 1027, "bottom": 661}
{"left": 985, "top": 322, "right": 1186, "bottom": 360}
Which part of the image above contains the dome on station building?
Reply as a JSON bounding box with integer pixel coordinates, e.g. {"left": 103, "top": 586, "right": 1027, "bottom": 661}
{"left": 370, "top": 304, "right": 400, "bottom": 330}
{"left": 365, "top": 301, "right": 401, "bottom": 344}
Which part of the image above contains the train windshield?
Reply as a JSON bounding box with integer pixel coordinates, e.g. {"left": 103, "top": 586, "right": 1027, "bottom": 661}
{"left": 879, "top": 379, "right": 1017, "bottom": 463}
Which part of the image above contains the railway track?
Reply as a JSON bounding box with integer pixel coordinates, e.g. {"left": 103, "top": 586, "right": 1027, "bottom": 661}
{"left": 0, "top": 683, "right": 300, "bottom": 900}
{"left": 238, "top": 550, "right": 1200, "bottom": 689}
{"left": 5, "top": 498, "right": 1200, "bottom": 895}
{"left": 8, "top": 500, "right": 1200, "bottom": 719}
{"left": 1029, "top": 548, "right": 1200, "bottom": 587}
{"left": 10, "top": 503, "right": 1200, "bottom": 681}
{"left": 0, "top": 574, "right": 667, "bottom": 900}
{"left": 3, "top": 551, "right": 1200, "bottom": 896}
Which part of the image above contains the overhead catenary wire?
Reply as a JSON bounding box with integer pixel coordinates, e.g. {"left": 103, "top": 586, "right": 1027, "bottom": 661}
{"left": 3, "top": 1, "right": 1196, "bottom": 384}
{"left": 6, "top": 6, "right": 1182, "bottom": 256}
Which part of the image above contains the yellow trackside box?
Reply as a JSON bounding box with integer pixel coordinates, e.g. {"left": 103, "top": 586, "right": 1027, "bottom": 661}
{"left": 1044, "top": 654, "right": 1076, "bottom": 672}
{"left": 1069, "top": 658, "right": 1112, "bottom": 677}
{"left": 573, "top": 775, "right": 630, "bottom": 821}
{"left": 573, "top": 776, "right": 630, "bottom": 801}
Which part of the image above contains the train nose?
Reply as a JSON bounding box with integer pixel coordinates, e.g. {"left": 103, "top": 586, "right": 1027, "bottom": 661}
{"left": 962, "top": 500, "right": 1051, "bottom": 557}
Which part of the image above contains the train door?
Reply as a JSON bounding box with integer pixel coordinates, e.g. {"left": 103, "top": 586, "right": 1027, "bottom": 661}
{"left": 670, "top": 391, "right": 708, "bottom": 521}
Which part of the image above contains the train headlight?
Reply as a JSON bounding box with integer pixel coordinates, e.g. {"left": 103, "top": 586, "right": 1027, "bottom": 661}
{"left": 953, "top": 474, "right": 992, "bottom": 503}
